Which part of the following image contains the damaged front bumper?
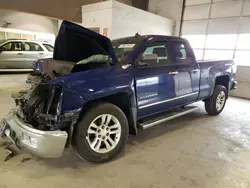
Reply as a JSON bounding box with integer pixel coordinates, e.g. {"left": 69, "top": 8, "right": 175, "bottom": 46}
{"left": 0, "top": 111, "right": 68, "bottom": 158}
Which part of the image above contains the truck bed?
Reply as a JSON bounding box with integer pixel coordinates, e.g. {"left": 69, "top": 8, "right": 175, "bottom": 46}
{"left": 197, "top": 59, "right": 234, "bottom": 100}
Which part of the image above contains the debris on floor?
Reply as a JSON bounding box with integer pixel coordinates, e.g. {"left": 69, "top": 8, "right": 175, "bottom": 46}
{"left": 20, "top": 157, "right": 31, "bottom": 163}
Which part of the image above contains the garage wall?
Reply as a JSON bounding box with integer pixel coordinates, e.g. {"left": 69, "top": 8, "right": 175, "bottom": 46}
{"left": 0, "top": 0, "right": 132, "bottom": 23}
{"left": 230, "top": 66, "right": 250, "bottom": 99}
{"left": 148, "top": 0, "right": 184, "bottom": 36}
{"left": 181, "top": 0, "right": 250, "bottom": 99}
{"left": 81, "top": 1, "right": 174, "bottom": 39}
{"left": 0, "top": 10, "right": 58, "bottom": 35}
{"left": 182, "top": 0, "right": 250, "bottom": 63}
{"left": 112, "top": 1, "right": 174, "bottom": 39}
{"left": 82, "top": 1, "right": 113, "bottom": 38}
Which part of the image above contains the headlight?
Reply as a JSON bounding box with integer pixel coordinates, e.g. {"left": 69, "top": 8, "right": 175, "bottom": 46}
{"left": 25, "top": 83, "right": 63, "bottom": 116}
{"left": 41, "top": 83, "right": 63, "bottom": 115}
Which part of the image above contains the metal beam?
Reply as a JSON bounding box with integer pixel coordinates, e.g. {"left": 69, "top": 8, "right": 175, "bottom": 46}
{"left": 179, "top": 0, "right": 186, "bottom": 36}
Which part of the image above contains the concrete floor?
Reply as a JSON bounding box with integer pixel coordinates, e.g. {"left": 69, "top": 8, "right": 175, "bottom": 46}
{"left": 0, "top": 74, "right": 250, "bottom": 188}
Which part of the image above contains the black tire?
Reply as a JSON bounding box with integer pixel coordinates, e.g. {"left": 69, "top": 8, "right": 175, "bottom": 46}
{"left": 73, "top": 103, "right": 129, "bottom": 163}
{"left": 205, "top": 85, "right": 227, "bottom": 115}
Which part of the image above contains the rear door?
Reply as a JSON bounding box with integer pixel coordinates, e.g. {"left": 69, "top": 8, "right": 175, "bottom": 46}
{"left": 172, "top": 39, "right": 200, "bottom": 104}
{"left": 135, "top": 39, "right": 179, "bottom": 118}
{"left": 0, "top": 41, "right": 26, "bottom": 69}
{"left": 24, "top": 42, "right": 47, "bottom": 68}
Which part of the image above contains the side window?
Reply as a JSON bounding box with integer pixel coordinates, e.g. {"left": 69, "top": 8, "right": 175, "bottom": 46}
{"left": 142, "top": 41, "right": 169, "bottom": 65}
{"left": 25, "top": 42, "right": 43, "bottom": 51}
{"left": 1, "top": 42, "right": 22, "bottom": 51}
{"left": 173, "top": 41, "right": 193, "bottom": 63}
{"left": 43, "top": 44, "right": 54, "bottom": 52}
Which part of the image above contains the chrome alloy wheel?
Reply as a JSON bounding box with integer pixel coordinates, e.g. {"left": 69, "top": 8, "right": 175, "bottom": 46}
{"left": 216, "top": 91, "right": 226, "bottom": 111}
{"left": 86, "top": 114, "right": 121, "bottom": 154}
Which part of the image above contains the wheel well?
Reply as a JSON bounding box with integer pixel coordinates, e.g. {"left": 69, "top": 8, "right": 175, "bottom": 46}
{"left": 215, "top": 75, "right": 229, "bottom": 91}
{"left": 79, "top": 93, "right": 137, "bottom": 135}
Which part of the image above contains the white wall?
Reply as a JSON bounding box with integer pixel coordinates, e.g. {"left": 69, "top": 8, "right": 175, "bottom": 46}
{"left": 81, "top": 1, "right": 113, "bottom": 38}
{"left": 111, "top": 1, "right": 174, "bottom": 39}
{"left": 0, "top": 10, "right": 58, "bottom": 35}
{"left": 230, "top": 66, "right": 250, "bottom": 99}
{"left": 148, "top": 0, "right": 183, "bottom": 36}
{"left": 81, "top": 1, "right": 174, "bottom": 39}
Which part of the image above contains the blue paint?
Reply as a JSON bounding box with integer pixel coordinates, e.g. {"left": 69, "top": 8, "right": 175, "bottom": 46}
{"left": 34, "top": 21, "right": 236, "bottom": 128}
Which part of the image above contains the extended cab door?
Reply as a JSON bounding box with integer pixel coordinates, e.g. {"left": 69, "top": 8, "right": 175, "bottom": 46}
{"left": 172, "top": 39, "right": 200, "bottom": 104}
{"left": 135, "top": 40, "right": 179, "bottom": 118}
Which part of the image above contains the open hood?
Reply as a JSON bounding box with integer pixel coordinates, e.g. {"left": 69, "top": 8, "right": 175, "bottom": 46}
{"left": 53, "top": 21, "right": 117, "bottom": 63}
{"left": 32, "top": 21, "right": 118, "bottom": 79}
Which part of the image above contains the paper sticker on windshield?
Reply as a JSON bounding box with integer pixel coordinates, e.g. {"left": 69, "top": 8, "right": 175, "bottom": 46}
{"left": 118, "top": 44, "right": 135, "bottom": 48}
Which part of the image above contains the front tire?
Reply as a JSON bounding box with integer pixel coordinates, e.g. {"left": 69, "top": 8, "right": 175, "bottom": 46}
{"left": 205, "top": 85, "right": 227, "bottom": 115}
{"left": 73, "top": 103, "right": 129, "bottom": 163}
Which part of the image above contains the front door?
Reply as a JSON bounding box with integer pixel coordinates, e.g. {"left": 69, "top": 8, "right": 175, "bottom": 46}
{"left": 0, "top": 41, "right": 25, "bottom": 69}
{"left": 172, "top": 39, "right": 200, "bottom": 104}
{"left": 135, "top": 40, "right": 179, "bottom": 119}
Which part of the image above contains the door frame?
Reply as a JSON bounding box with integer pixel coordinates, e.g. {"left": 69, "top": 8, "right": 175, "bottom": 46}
{"left": 134, "top": 38, "right": 181, "bottom": 118}
{"left": 171, "top": 38, "right": 200, "bottom": 102}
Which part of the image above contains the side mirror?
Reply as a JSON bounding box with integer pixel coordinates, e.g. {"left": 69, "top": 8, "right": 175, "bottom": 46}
{"left": 139, "top": 54, "right": 158, "bottom": 66}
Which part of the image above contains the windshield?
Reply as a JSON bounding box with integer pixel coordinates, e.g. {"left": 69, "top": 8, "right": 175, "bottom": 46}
{"left": 112, "top": 37, "right": 143, "bottom": 61}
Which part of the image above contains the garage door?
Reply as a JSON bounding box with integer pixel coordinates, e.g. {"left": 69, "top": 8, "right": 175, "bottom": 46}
{"left": 181, "top": 0, "right": 250, "bottom": 67}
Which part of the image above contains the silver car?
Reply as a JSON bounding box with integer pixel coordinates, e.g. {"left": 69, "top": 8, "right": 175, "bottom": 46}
{"left": 0, "top": 39, "right": 53, "bottom": 69}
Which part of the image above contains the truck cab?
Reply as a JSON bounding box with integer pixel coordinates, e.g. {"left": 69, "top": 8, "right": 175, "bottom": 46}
{"left": 131, "top": 36, "right": 200, "bottom": 118}
{"left": 0, "top": 21, "right": 236, "bottom": 163}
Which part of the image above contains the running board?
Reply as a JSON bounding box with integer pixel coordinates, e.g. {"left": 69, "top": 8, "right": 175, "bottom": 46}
{"left": 138, "top": 106, "right": 199, "bottom": 130}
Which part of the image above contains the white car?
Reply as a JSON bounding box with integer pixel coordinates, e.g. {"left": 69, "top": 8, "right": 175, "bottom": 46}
{"left": 0, "top": 39, "right": 53, "bottom": 69}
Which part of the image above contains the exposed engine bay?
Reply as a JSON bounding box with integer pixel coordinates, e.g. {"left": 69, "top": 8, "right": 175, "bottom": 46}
{"left": 11, "top": 55, "right": 111, "bottom": 131}
{"left": 34, "top": 54, "right": 110, "bottom": 79}
{"left": 11, "top": 71, "right": 63, "bottom": 131}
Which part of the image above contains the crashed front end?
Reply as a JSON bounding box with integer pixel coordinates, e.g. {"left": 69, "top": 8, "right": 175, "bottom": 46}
{"left": 0, "top": 20, "right": 117, "bottom": 159}
{"left": 0, "top": 71, "right": 80, "bottom": 158}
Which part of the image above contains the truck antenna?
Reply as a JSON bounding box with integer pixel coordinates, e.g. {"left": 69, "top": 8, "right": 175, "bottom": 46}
{"left": 135, "top": 33, "right": 140, "bottom": 37}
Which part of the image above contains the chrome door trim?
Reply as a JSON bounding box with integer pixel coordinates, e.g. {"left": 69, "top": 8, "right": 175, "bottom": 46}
{"left": 138, "top": 92, "right": 199, "bottom": 109}
{"left": 168, "top": 71, "right": 179, "bottom": 75}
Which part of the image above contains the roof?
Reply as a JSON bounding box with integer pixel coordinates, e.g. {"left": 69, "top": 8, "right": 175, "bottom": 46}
{"left": 112, "top": 34, "right": 187, "bottom": 42}
{"left": 0, "top": 39, "right": 51, "bottom": 43}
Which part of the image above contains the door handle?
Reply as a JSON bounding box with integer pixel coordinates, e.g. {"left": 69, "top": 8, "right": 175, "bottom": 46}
{"left": 39, "top": 53, "right": 44, "bottom": 55}
{"left": 192, "top": 69, "right": 199, "bottom": 73}
{"left": 17, "top": 53, "right": 23, "bottom": 55}
{"left": 169, "top": 71, "right": 178, "bottom": 75}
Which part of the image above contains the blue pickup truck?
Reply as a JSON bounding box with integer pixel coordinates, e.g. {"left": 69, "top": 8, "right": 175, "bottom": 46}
{"left": 0, "top": 21, "right": 237, "bottom": 163}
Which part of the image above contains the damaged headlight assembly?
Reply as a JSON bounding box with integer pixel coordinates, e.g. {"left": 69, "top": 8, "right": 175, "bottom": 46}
{"left": 34, "top": 83, "right": 64, "bottom": 129}
{"left": 34, "top": 82, "right": 81, "bottom": 131}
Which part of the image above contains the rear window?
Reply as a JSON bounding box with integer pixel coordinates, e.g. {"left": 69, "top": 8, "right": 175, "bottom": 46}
{"left": 43, "top": 43, "right": 54, "bottom": 52}
{"left": 25, "top": 42, "right": 43, "bottom": 51}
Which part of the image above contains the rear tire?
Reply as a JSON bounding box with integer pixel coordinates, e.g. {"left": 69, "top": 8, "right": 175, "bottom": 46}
{"left": 73, "top": 103, "right": 129, "bottom": 163}
{"left": 205, "top": 85, "right": 227, "bottom": 115}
